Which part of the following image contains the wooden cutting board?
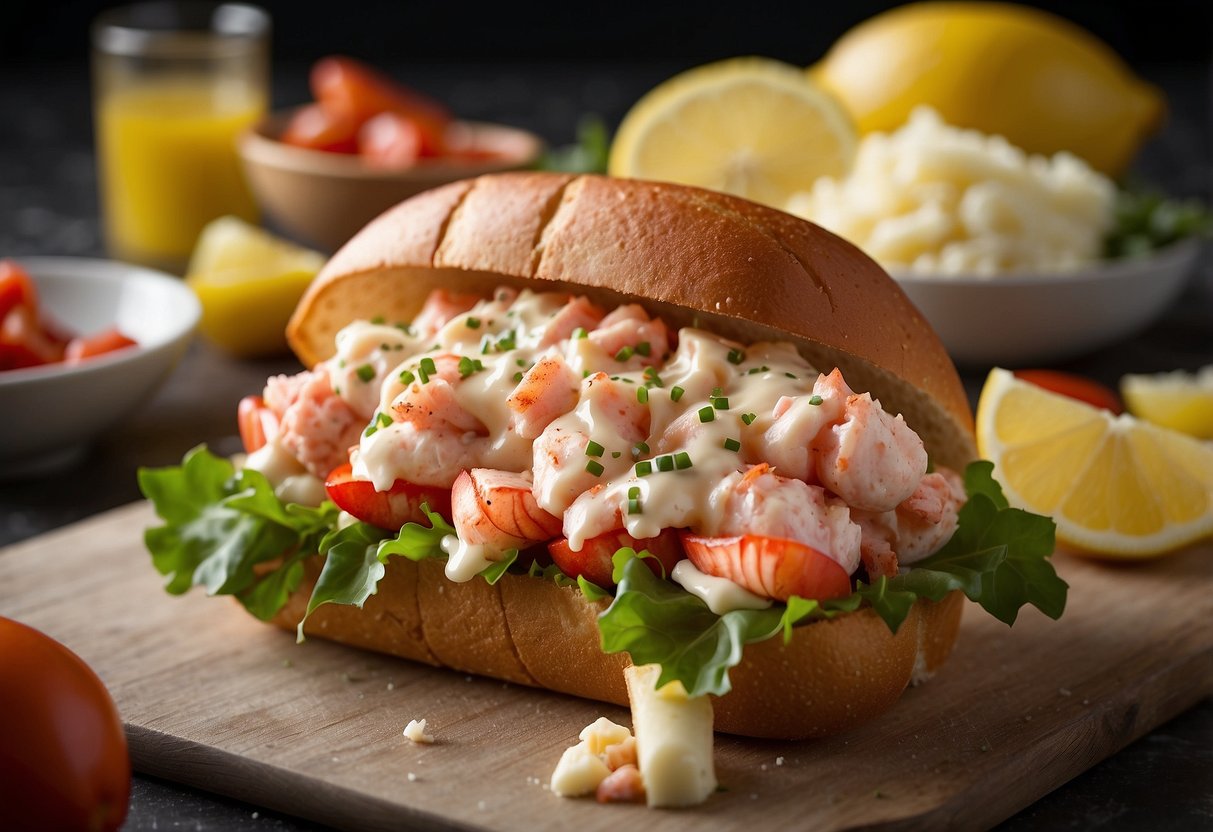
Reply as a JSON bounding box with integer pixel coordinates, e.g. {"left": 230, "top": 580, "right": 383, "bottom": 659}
{"left": 0, "top": 502, "right": 1209, "bottom": 831}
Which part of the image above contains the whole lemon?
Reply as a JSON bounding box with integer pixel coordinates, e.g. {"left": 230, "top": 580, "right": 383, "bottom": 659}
{"left": 810, "top": 2, "right": 1164, "bottom": 176}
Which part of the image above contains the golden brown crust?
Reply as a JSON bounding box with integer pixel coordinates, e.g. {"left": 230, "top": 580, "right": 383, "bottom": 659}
{"left": 289, "top": 172, "right": 975, "bottom": 468}
{"left": 274, "top": 560, "right": 963, "bottom": 739}
{"left": 275, "top": 173, "right": 977, "bottom": 739}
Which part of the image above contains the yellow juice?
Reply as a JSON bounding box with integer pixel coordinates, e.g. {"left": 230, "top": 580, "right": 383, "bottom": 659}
{"left": 97, "top": 81, "right": 264, "bottom": 270}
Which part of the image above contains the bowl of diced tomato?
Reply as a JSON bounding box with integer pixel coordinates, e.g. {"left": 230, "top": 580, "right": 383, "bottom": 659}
{"left": 239, "top": 56, "right": 545, "bottom": 251}
{"left": 0, "top": 257, "right": 199, "bottom": 476}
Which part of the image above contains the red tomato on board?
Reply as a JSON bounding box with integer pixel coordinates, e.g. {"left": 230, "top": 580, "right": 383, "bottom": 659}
{"left": 1013, "top": 369, "right": 1124, "bottom": 413}
{"left": 310, "top": 56, "right": 451, "bottom": 155}
{"left": 281, "top": 102, "right": 361, "bottom": 154}
{"left": 358, "top": 111, "right": 424, "bottom": 168}
{"left": 681, "top": 533, "right": 853, "bottom": 602}
{"left": 0, "top": 617, "right": 130, "bottom": 832}
{"left": 325, "top": 462, "right": 453, "bottom": 530}
{"left": 549, "top": 528, "right": 684, "bottom": 588}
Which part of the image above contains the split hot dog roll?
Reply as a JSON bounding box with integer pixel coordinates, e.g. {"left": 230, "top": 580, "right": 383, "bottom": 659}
{"left": 141, "top": 173, "right": 1064, "bottom": 741}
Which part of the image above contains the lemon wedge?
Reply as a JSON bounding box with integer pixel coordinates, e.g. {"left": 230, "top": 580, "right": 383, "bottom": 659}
{"left": 608, "top": 57, "right": 856, "bottom": 209}
{"left": 977, "top": 367, "right": 1213, "bottom": 558}
{"left": 186, "top": 217, "right": 326, "bottom": 358}
{"left": 1121, "top": 367, "right": 1213, "bottom": 440}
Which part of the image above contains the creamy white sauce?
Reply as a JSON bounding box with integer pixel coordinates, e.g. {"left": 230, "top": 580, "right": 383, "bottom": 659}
{"left": 671, "top": 559, "right": 773, "bottom": 615}
{"left": 441, "top": 534, "right": 496, "bottom": 583}
{"left": 275, "top": 474, "right": 327, "bottom": 507}
{"left": 244, "top": 438, "right": 305, "bottom": 486}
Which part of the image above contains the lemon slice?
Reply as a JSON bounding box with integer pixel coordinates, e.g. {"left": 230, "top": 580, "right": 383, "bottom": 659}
{"left": 608, "top": 57, "right": 856, "bottom": 208}
{"left": 1121, "top": 366, "right": 1213, "bottom": 440}
{"left": 977, "top": 367, "right": 1213, "bottom": 557}
{"left": 186, "top": 217, "right": 326, "bottom": 358}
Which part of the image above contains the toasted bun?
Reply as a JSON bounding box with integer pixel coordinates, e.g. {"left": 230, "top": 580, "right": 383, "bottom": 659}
{"left": 276, "top": 173, "right": 977, "bottom": 739}
{"left": 274, "top": 559, "right": 963, "bottom": 740}
{"left": 289, "top": 172, "right": 975, "bottom": 469}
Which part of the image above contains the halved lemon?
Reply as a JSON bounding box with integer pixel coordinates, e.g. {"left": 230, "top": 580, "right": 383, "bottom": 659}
{"left": 608, "top": 57, "right": 856, "bottom": 209}
{"left": 977, "top": 367, "right": 1213, "bottom": 557}
{"left": 1121, "top": 366, "right": 1213, "bottom": 440}
{"left": 186, "top": 217, "right": 326, "bottom": 358}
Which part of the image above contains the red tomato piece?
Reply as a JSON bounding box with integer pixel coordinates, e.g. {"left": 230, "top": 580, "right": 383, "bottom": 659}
{"left": 0, "top": 342, "right": 47, "bottom": 371}
{"left": 680, "top": 532, "right": 852, "bottom": 602}
{"left": 280, "top": 102, "right": 361, "bottom": 154}
{"left": 0, "top": 259, "right": 37, "bottom": 321}
{"left": 0, "top": 617, "right": 130, "bottom": 832}
{"left": 64, "top": 328, "right": 138, "bottom": 363}
{"left": 358, "top": 112, "right": 423, "bottom": 168}
{"left": 237, "top": 395, "right": 280, "bottom": 454}
{"left": 325, "top": 462, "right": 452, "bottom": 530}
{"left": 310, "top": 56, "right": 451, "bottom": 155}
{"left": 1013, "top": 369, "right": 1124, "bottom": 413}
{"left": 1, "top": 305, "right": 64, "bottom": 367}
{"left": 548, "top": 528, "right": 684, "bottom": 588}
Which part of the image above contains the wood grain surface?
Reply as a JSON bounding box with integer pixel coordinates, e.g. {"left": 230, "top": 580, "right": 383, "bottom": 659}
{"left": 0, "top": 502, "right": 1209, "bottom": 831}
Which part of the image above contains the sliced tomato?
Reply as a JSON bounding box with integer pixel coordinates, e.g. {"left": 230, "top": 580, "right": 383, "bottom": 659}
{"left": 680, "top": 532, "right": 852, "bottom": 602}
{"left": 64, "top": 328, "right": 137, "bottom": 363}
{"left": 310, "top": 56, "right": 450, "bottom": 155}
{"left": 1013, "top": 369, "right": 1123, "bottom": 413}
{"left": 549, "top": 528, "right": 684, "bottom": 588}
{"left": 1, "top": 306, "right": 64, "bottom": 367}
{"left": 0, "top": 260, "right": 37, "bottom": 322}
{"left": 358, "top": 112, "right": 423, "bottom": 168}
{"left": 0, "top": 342, "right": 47, "bottom": 371}
{"left": 326, "top": 463, "right": 452, "bottom": 530}
{"left": 280, "top": 103, "right": 361, "bottom": 153}
{"left": 237, "top": 395, "right": 279, "bottom": 454}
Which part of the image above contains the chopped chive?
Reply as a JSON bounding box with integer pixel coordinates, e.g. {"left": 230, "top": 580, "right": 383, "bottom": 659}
{"left": 495, "top": 331, "right": 516, "bottom": 352}
{"left": 377, "top": 412, "right": 393, "bottom": 428}
{"left": 713, "top": 397, "right": 730, "bottom": 410}
{"left": 516, "top": 358, "right": 527, "bottom": 367}
{"left": 636, "top": 341, "right": 651, "bottom": 357}
{"left": 628, "top": 498, "right": 642, "bottom": 516}
{"left": 355, "top": 364, "right": 375, "bottom": 383}
{"left": 571, "top": 326, "right": 588, "bottom": 340}
{"left": 585, "top": 440, "right": 605, "bottom": 457}
{"left": 583, "top": 370, "right": 590, "bottom": 378}
{"left": 741, "top": 412, "right": 757, "bottom": 425}
{"left": 698, "top": 406, "right": 715, "bottom": 423}
{"left": 458, "top": 356, "right": 483, "bottom": 378}
{"left": 417, "top": 366, "right": 430, "bottom": 384}
{"left": 370, "top": 315, "right": 385, "bottom": 324}
{"left": 363, "top": 424, "right": 377, "bottom": 437}
{"left": 628, "top": 486, "right": 641, "bottom": 499}
{"left": 585, "top": 459, "right": 605, "bottom": 477}
{"left": 419, "top": 357, "right": 436, "bottom": 376}
{"left": 394, "top": 322, "right": 415, "bottom": 335}
{"left": 380, "top": 343, "right": 391, "bottom": 351}
{"left": 723, "top": 437, "right": 741, "bottom": 452}
{"left": 637, "top": 387, "right": 649, "bottom": 404}
{"left": 398, "top": 369, "right": 416, "bottom": 385}
{"left": 656, "top": 455, "right": 674, "bottom": 472}
{"left": 334, "top": 386, "right": 341, "bottom": 395}
{"left": 615, "top": 345, "right": 634, "bottom": 362}
{"left": 632, "top": 441, "right": 650, "bottom": 457}
{"left": 635, "top": 460, "right": 653, "bottom": 477}
{"left": 466, "top": 316, "right": 481, "bottom": 329}
{"left": 670, "top": 386, "right": 685, "bottom": 402}
{"left": 809, "top": 395, "right": 824, "bottom": 406}
{"left": 727, "top": 348, "right": 746, "bottom": 365}
{"left": 611, "top": 451, "right": 622, "bottom": 459}
{"left": 674, "top": 451, "right": 693, "bottom": 470}
{"left": 785, "top": 372, "right": 798, "bottom": 379}
{"left": 513, "top": 371, "right": 524, "bottom": 383}
{"left": 643, "top": 366, "right": 663, "bottom": 387}
{"left": 338, "top": 359, "right": 346, "bottom": 368}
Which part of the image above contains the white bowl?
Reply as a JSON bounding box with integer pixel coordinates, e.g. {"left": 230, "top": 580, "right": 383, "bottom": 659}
{"left": 893, "top": 240, "right": 1201, "bottom": 367}
{"left": 0, "top": 257, "right": 200, "bottom": 477}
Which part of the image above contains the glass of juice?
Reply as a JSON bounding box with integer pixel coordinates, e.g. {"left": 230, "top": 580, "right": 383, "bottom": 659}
{"left": 92, "top": 2, "right": 270, "bottom": 272}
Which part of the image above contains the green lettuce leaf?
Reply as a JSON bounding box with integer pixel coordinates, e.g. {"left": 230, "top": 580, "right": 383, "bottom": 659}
{"left": 598, "top": 460, "right": 1067, "bottom": 697}
{"left": 139, "top": 446, "right": 337, "bottom": 621}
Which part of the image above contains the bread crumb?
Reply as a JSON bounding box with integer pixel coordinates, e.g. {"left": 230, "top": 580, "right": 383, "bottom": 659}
{"left": 407, "top": 772, "right": 418, "bottom": 782}
{"left": 1059, "top": 687, "right": 1072, "bottom": 697}
{"left": 387, "top": 682, "right": 395, "bottom": 691}
{"left": 775, "top": 756, "right": 784, "bottom": 766}
{"left": 252, "top": 812, "right": 259, "bottom": 819}
{"left": 404, "top": 719, "right": 435, "bottom": 744}
{"left": 477, "top": 801, "right": 486, "bottom": 811}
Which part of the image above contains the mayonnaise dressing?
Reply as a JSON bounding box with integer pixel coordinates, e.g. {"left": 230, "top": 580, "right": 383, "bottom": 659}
{"left": 671, "top": 559, "right": 773, "bottom": 615}
{"left": 441, "top": 534, "right": 497, "bottom": 582}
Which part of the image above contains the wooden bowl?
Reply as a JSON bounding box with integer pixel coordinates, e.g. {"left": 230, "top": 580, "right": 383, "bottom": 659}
{"left": 239, "top": 110, "right": 545, "bottom": 251}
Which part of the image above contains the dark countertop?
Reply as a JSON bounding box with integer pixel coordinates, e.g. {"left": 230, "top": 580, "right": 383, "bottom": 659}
{"left": 1, "top": 59, "right": 1210, "bottom": 831}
